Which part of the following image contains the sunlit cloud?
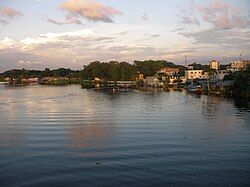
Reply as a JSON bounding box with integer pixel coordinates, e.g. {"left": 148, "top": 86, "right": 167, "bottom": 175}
{"left": 20, "top": 29, "right": 94, "bottom": 45}
{"left": 0, "top": 6, "right": 22, "bottom": 25}
{"left": 59, "top": 0, "right": 122, "bottom": 24}
{"left": 196, "top": 0, "right": 248, "bottom": 29}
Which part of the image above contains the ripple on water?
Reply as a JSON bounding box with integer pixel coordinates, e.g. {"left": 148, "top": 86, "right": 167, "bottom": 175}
{"left": 0, "top": 85, "right": 249, "bottom": 187}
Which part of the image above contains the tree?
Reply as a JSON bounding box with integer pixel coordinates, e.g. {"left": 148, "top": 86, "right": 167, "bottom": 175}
{"left": 134, "top": 60, "right": 165, "bottom": 77}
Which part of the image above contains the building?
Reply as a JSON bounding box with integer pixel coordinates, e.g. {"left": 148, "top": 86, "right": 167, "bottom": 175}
{"left": 210, "top": 60, "right": 220, "bottom": 70}
{"left": 159, "top": 67, "right": 179, "bottom": 76}
{"left": 214, "top": 70, "right": 229, "bottom": 80}
{"left": 169, "top": 76, "right": 187, "bottom": 84}
{"left": 243, "top": 60, "right": 250, "bottom": 70}
{"left": 146, "top": 76, "right": 162, "bottom": 87}
{"left": 185, "top": 70, "right": 207, "bottom": 80}
{"left": 231, "top": 61, "right": 245, "bottom": 71}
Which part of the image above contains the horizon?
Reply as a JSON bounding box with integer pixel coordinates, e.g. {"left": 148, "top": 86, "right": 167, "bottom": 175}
{"left": 0, "top": 0, "right": 249, "bottom": 72}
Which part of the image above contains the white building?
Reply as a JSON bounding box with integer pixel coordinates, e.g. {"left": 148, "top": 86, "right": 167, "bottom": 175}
{"left": 214, "top": 70, "right": 229, "bottom": 80}
{"left": 231, "top": 61, "right": 245, "bottom": 71}
{"left": 210, "top": 60, "right": 220, "bottom": 70}
{"left": 146, "top": 76, "right": 160, "bottom": 86}
{"left": 185, "top": 70, "right": 207, "bottom": 80}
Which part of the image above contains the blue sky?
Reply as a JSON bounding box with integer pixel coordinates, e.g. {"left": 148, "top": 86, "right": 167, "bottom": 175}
{"left": 0, "top": 0, "right": 249, "bottom": 71}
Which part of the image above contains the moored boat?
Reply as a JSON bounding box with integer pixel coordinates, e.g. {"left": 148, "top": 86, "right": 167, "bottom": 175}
{"left": 187, "top": 83, "right": 202, "bottom": 94}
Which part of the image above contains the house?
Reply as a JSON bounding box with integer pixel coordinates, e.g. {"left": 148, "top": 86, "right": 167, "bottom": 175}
{"left": 214, "top": 70, "right": 229, "bottom": 80}
{"left": 169, "top": 76, "right": 187, "bottom": 84}
{"left": 159, "top": 67, "right": 179, "bottom": 76}
{"left": 146, "top": 76, "right": 162, "bottom": 87}
{"left": 231, "top": 61, "right": 245, "bottom": 71}
{"left": 21, "top": 77, "right": 38, "bottom": 83}
{"left": 185, "top": 70, "right": 207, "bottom": 80}
{"left": 230, "top": 60, "right": 249, "bottom": 71}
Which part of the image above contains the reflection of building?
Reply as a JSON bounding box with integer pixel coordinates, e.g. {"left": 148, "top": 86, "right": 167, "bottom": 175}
{"left": 210, "top": 60, "right": 220, "bottom": 70}
{"left": 185, "top": 70, "right": 207, "bottom": 80}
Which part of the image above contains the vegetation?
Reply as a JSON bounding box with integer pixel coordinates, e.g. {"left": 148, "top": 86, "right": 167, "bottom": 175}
{"left": 232, "top": 70, "right": 250, "bottom": 98}
{"left": 0, "top": 68, "right": 79, "bottom": 79}
{"left": 81, "top": 60, "right": 181, "bottom": 81}
{"left": 223, "top": 70, "right": 250, "bottom": 98}
{"left": 135, "top": 60, "right": 170, "bottom": 77}
{"left": 0, "top": 75, "right": 5, "bottom": 82}
{"left": 82, "top": 61, "right": 137, "bottom": 81}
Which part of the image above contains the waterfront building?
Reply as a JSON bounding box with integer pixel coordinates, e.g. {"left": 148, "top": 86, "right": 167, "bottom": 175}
{"left": 159, "top": 67, "right": 180, "bottom": 76}
{"left": 231, "top": 61, "right": 245, "bottom": 71}
{"left": 169, "top": 76, "right": 187, "bottom": 84}
{"left": 146, "top": 76, "right": 161, "bottom": 87}
{"left": 242, "top": 60, "right": 250, "bottom": 70}
{"left": 185, "top": 70, "right": 207, "bottom": 80}
{"left": 210, "top": 60, "right": 220, "bottom": 70}
{"left": 214, "top": 70, "right": 229, "bottom": 80}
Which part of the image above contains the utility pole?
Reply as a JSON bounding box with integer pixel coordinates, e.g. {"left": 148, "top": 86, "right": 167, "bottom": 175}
{"left": 184, "top": 54, "right": 187, "bottom": 67}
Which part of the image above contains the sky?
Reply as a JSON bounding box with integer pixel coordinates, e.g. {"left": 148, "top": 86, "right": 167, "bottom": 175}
{"left": 0, "top": 0, "right": 249, "bottom": 71}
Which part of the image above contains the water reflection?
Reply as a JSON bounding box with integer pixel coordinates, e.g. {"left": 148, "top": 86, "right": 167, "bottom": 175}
{"left": 70, "top": 123, "right": 116, "bottom": 149}
{"left": 0, "top": 84, "right": 249, "bottom": 187}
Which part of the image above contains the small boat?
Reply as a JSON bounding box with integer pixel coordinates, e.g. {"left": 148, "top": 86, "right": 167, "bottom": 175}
{"left": 187, "top": 83, "right": 202, "bottom": 95}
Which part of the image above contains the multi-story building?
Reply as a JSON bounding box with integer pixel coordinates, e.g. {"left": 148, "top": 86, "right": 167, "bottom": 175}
{"left": 214, "top": 70, "right": 229, "bottom": 80}
{"left": 185, "top": 70, "right": 207, "bottom": 80}
{"left": 231, "top": 61, "right": 245, "bottom": 71}
{"left": 159, "top": 67, "right": 180, "bottom": 76}
{"left": 210, "top": 60, "right": 220, "bottom": 70}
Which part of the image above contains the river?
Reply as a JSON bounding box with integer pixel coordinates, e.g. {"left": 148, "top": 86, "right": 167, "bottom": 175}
{"left": 0, "top": 84, "right": 249, "bottom": 187}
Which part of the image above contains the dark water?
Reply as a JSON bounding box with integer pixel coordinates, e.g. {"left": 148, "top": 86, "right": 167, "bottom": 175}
{"left": 0, "top": 84, "right": 249, "bottom": 187}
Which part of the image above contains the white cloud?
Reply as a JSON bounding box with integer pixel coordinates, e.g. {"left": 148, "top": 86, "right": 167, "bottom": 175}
{"left": 20, "top": 29, "right": 94, "bottom": 45}
{"left": 18, "top": 60, "right": 43, "bottom": 65}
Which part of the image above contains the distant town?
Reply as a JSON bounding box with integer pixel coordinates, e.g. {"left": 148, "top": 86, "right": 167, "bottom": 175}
{"left": 0, "top": 58, "right": 249, "bottom": 99}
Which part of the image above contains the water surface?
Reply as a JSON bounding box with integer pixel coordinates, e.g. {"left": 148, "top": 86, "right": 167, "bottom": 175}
{"left": 0, "top": 84, "right": 249, "bottom": 186}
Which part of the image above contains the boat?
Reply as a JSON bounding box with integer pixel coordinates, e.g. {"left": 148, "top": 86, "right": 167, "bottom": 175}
{"left": 187, "top": 83, "right": 202, "bottom": 95}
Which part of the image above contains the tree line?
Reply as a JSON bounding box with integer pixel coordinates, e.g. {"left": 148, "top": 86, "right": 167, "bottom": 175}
{"left": 0, "top": 60, "right": 188, "bottom": 81}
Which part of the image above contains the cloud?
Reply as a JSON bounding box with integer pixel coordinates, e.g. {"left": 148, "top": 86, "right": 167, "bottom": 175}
{"left": 181, "top": 28, "right": 250, "bottom": 46}
{"left": 179, "top": 0, "right": 248, "bottom": 30}
{"left": 150, "top": 34, "right": 160, "bottom": 38}
{"left": 179, "top": 9, "right": 200, "bottom": 26}
{"left": 195, "top": 0, "right": 248, "bottom": 29}
{"left": 47, "top": 17, "right": 84, "bottom": 26}
{"left": 141, "top": 13, "right": 148, "bottom": 22}
{"left": 0, "top": 6, "right": 22, "bottom": 25}
{"left": 18, "top": 60, "right": 43, "bottom": 65}
{"left": 20, "top": 29, "right": 94, "bottom": 45}
{"left": 169, "top": 28, "right": 185, "bottom": 32}
{"left": 47, "top": 18, "right": 64, "bottom": 25}
{"left": 59, "top": 0, "right": 122, "bottom": 24}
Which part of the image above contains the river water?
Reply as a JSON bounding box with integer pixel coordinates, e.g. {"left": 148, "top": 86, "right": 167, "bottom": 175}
{"left": 0, "top": 84, "right": 249, "bottom": 187}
